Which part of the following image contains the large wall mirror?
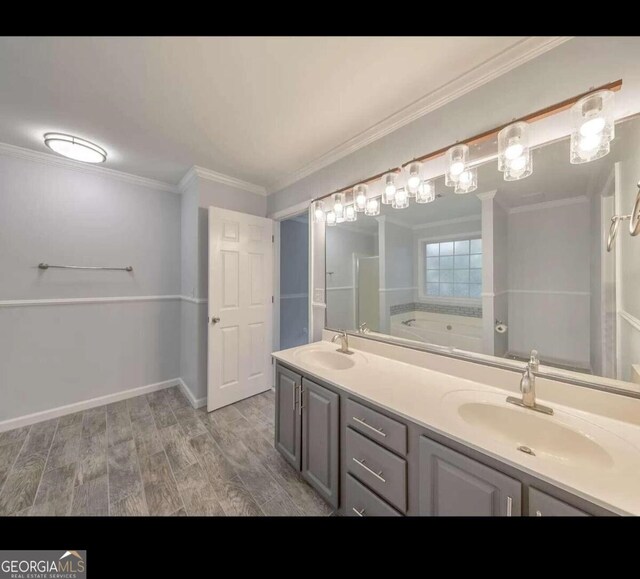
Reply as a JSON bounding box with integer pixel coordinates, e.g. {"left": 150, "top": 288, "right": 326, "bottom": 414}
{"left": 323, "top": 109, "right": 640, "bottom": 392}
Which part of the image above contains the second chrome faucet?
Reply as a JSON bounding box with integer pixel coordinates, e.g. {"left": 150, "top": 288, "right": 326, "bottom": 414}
{"left": 331, "top": 330, "right": 354, "bottom": 355}
{"left": 506, "top": 350, "right": 554, "bottom": 415}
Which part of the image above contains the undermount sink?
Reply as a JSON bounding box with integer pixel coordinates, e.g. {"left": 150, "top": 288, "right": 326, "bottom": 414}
{"left": 442, "top": 390, "right": 620, "bottom": 470}
{"left": 294, "top": 348, "right": 361, "bottom": 371}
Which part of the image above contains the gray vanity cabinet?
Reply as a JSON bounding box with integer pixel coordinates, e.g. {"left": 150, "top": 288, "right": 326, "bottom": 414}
{"left": 275, "top": 365, "right": 302, "bottom": 469}
{"left": 274, "top": 364, "right": 340, "bottom": 508}
{"left": 301, "top": 378, "right": 340, "bottom": 508}
{"left": 528, "top": 488, "right": 588, "bottom": 517}
{"left": 419, "top": 436, "right": 522, "bottom": 516}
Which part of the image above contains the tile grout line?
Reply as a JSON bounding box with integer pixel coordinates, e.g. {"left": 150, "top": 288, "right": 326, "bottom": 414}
{"left": 30, "top": 419, "right": 60, "bottom": 515}
{"left": 0, "top": 426, "right": 32, "bottom": 503}
{"left": 125, "top": 400, "right": 151, "bottom": 516}
{"left": 105, "top": 408, "right": 111, "bottom": 516}
{"left": 157, "top": 393, "right": 188, "bottom": 515}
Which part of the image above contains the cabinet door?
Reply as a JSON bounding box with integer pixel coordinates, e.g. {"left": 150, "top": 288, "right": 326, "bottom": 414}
{"left": 419, "top": 437, "right": 521, "bottom": 516}
{"left": 275, "top": 365, "right": 301, "bottom": 470}
{"left": 301, "top": 378, "right": 340, "bottom": 508}
{"left": 529, "top": 488, "right": 588, "bottom": 517}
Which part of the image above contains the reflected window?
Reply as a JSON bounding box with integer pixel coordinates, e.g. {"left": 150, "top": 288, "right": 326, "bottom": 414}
{"left": 424, "top": 237, "right": 482, "bottom": 299}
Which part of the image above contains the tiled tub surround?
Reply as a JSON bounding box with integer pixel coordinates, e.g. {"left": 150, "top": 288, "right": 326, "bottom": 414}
{"left": 390, "top": 302, "right": 482, "bottom": 318}
{"left": 0, "top": 387, "right": 331, "bottom": 517}
{"left": 390, "top": 311, "right": 483, "bottom": 353}
{"left": 273, "top": 332, "right": 640, "bottom": 515}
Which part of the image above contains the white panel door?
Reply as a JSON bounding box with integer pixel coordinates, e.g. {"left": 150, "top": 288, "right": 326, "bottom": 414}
{"left": 208, "top": 207, "right": 273, "bottom": 411}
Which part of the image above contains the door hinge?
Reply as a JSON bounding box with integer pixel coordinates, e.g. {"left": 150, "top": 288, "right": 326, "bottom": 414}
{"left": 271, "top": 296, "right": 274, "bottom": 303}
{"left": 272, "top": 235, "right": 274, "bottom": 243}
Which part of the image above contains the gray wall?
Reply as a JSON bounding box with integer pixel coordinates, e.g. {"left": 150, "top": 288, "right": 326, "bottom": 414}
{"left": 493, "top": 203, "right": 509, "bottom": 357}
{"left": 280, "top": 218, "right": 309, "bottom": 350}
{"left": 178, "top": 177, "right": 268, "bottom": 403}
{"left": 507, "top": 200, "right": 591, "bottom": 368}
{"left": 0, "top": 154, "right": 181, "bottom": 421}
{"left": 268, "top": 37, "right": 640, "bottom": 216}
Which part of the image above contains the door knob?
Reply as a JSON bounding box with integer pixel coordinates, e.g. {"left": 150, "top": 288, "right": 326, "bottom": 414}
{"left": 211, "top": 317, "right": 221, "bottom": 324}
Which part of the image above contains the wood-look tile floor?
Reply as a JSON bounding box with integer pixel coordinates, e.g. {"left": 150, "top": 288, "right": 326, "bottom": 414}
{"left": 0, "top": 387, "right": 333, "bottom": 516}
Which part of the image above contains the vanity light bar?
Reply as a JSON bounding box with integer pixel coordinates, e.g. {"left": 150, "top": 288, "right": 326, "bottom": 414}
{"left": 312, "top": 79, "right": 622, "bottom": 205}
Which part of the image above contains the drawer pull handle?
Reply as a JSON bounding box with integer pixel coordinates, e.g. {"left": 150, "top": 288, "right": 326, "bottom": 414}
{"left": 298, "top": 388, "right": 305, "bottom": 416}
{"left": 293, "top": 383, "right": 298, "bottom": 411}
{"left": 506, "top": 496, "right": 513, "bottom": 517}
{"left": 352, "top": 457, "right": 386, "bottom": 483}
{"left": 353, "top": 416, "right": 386, "bottom": 437}
{"left": 352, "top": 507, "right": 366, "bottom": 517}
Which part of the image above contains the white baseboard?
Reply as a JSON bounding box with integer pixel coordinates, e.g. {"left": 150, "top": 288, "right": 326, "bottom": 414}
{"left": 0, "top": 378, "right": 181, "bottom": 433}
{"left": 178, "top": 378, "right": 207, "bottom": 409}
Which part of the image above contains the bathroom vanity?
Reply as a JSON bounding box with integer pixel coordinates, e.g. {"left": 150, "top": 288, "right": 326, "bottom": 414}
{"left": 272, "top": 333, "right": 640, "bottom": 516}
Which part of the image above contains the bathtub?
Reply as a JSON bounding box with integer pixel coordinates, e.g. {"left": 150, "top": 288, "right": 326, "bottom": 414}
{"left": 390, "top": 311, "right": 483, "bottom": 353}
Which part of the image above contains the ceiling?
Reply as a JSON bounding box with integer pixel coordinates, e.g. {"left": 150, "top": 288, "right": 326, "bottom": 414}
{"left": 0, "top": 36, "right": 564, "bottom": 191}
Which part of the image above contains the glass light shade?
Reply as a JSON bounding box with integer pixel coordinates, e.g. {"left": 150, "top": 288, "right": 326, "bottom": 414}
{"left": 504, "top": 151, "right": 533, "bottom": 181}
{"left": 332, "top": 193, "right": 344, "bottom": 220}
{"left": 364, "top": 196, "right": 381, "bottom": 216}
{"left": 445, "top": 144, "right": 469, "bottom": 187}
{"left": 313, "top": 200, "right": 325, "bottom": 223}
{"left": 354, "top": 184, "right": 368, "bottom": 212}
{"left": 570, "top": 90, "right": 615, "bottom": 164}
{"left": 344, "top": 204, "right": 357, "bottom": 222}
{"left": 454, "top": 167, "right": 477, "bottom": 194}
{"left": 405, "top": 162, "right": 422, "bottom": 195}
{"left": 498, "top": 122, "right": 530, "bottom": 172}
{"left": 416, "top": 180, "right": 435, "bottom": 203}
{"left": 392, "top": 187, "right": 409, "bottom": 209}
{"left": 44, "top": 133, "right": 107, "bottom": 163}
{"left": 382, "top": 172, "right": 397, "bottom": 204}
{"left": 326, "top": 210, "right": 337, "bottom": 226}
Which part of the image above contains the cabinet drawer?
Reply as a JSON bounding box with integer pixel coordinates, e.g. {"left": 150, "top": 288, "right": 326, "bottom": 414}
{"left": 345, "top": 474, "right": 401, "bottom": 517}
{"left": 528, "top": 488, "right": 589, "bottom": 517}
{"left": 346, "top": 398, "right": 407, "bottom": 456}
{"left": 346, "top": 427, "right": 407, "bottom": 512}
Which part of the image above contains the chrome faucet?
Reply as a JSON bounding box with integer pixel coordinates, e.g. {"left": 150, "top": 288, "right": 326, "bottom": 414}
{"left": 506, "top": 350, "right": 553, "bottom": 415}
{"left": 331, "top": 330, "right": 353, "bottom": 355}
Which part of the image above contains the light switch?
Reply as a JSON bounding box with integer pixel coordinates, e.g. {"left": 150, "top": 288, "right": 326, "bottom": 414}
{"left": 313, "top": 288, "right": 325, "bottom": 304}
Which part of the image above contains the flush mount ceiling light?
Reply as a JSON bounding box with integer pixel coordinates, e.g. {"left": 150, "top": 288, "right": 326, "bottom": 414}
{"left": 44, "top": 133, "right": 107, "bottom": 164}
{"left": 454, "top": 167, "right": 477, "bottom": 194}
{"left": 354, "top": 184, "right": 368, "bottom": 212}
{"left": 445, "top": 144, "right": 469, "bottom": 187}
{"left": 570, "top": 89, "right": 615, "bottom": 164}
{"left": 498, "top": 121, "right": 532, "bottom": 181}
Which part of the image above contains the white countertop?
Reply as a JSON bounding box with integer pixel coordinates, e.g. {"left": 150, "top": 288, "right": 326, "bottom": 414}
{"left": 273, "top": 339, "right": 640, "bottom": 516}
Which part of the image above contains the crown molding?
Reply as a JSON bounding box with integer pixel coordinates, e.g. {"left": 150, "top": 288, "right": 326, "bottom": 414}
{"left": 268, "top": 36, "right": 572, "bottom": 194}
{"left": 508, "top": 194, "right": 588, "bottom": 215}
{"left": 411, "top": 214, "right": 482, "bottom": 231}
{"left": 0, "top": 141, "right": 178, "bottom": 193}
{"left": 179, "top": 165, "right": 267, "bottom": 196}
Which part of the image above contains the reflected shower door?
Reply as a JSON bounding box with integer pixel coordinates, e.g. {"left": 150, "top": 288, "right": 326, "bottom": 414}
{"left": 356, "top": 256, "right": 379, "bottom": 332}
